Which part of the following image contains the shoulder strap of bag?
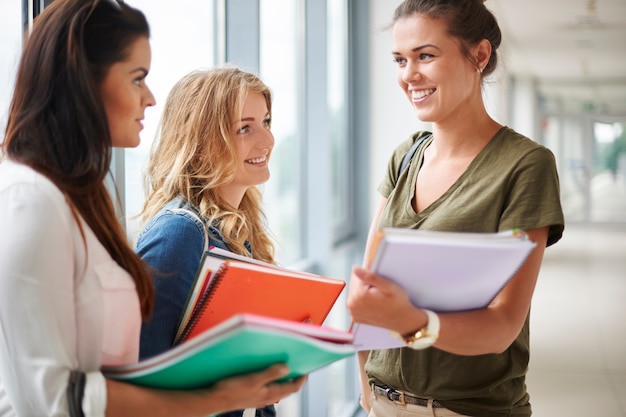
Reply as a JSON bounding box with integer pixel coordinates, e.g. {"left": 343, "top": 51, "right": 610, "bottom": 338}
{"left": 398, "top": 132, "right": 432, "bottom": 177}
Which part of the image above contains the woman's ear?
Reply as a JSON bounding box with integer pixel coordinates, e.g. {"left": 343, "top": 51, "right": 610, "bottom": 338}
{"left": 475, "top": 38, "right": 492, "bottom": 72}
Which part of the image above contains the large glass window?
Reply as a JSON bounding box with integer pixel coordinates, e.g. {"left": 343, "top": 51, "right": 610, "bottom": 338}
{"left": 122, "top": 0, "right": 216, "bottom": 239}
{"left": 541, "top": 115, "right": 626, "bottom": 224}
{"left": 259, "top": 0, "right": 303, "bottom": 266}
{"left": 0, "top": 1, "right": 22, "bottom": 143}
{"left": 592, "top": 121, "right": 626, "bottom": 223}
{"left": 324, "top": 1, "right": 360, "bottom": 415}
{"left": 328, "top": 0, "right": 353, "bottom": 242}
{"left": 259, "top": 1, "right": 360, "bottom": 415}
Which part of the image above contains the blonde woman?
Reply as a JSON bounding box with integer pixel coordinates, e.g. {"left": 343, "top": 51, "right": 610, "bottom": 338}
{"left": 136, "top": 67, "right": 281, "bottom": 417}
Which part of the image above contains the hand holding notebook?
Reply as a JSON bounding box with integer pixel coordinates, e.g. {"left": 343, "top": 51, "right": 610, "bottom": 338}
{"left": 352, "top": 228, "right": 536, "bottom": 350}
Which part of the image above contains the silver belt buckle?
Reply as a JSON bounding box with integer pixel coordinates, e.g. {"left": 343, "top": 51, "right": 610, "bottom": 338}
{"left": 386, "top": 387, "right": 405, "bottom": 406}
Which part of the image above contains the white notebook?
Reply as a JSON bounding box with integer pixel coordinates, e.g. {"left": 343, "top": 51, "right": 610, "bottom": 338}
{"left": 352, "top": 228, "right": 536, "bottom": 350}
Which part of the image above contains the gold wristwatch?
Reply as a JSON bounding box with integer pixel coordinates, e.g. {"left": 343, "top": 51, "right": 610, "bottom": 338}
{"left": 391, "top": 309, "right": 440, "bottom": 350}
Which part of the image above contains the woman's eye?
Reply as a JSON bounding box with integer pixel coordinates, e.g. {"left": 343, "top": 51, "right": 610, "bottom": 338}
{"left": 236, "top": 125, "right": 250, "bottom": 135}
{"left": 419, "top": 53, "right": 434, "bottom": 60}
{"left": 263, "top": 118, "right": 272, "bottom": 129}
{"left": 393, "top": 57, "right": 407, "bottom": 66}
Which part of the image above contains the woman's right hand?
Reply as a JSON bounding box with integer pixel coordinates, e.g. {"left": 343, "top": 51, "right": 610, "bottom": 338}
{"left": 205, "top": 364, "right": 307, "bottom": 412}
{"left": 347, "top": 265, "right": 420, "bottom": 335}
{"left": 105, "top": 364, "right": 306, "bottom": 417}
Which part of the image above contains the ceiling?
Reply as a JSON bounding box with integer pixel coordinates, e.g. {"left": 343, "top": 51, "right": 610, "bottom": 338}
{"left": 486, "top": 0, "right": 626, "bottom": 117}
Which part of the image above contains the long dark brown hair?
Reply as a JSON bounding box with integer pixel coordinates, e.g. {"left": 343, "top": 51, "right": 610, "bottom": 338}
{"left": 2, "top": 0, "right": 154, "bottom": 317}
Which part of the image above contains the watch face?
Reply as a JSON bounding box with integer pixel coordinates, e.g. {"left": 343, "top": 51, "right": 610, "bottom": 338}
{"left": 407, "top": 336, "right": 435, "bottom": 349}
{"left": 389, "top": 310, "right": 439, "bottom": 350}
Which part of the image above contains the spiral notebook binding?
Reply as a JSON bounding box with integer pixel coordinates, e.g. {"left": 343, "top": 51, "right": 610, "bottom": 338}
{"left": 175, "top": 262, "right": 230, "bottom": 345}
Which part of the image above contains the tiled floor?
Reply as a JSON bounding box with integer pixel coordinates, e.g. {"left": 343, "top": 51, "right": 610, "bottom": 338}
{"left": 527, "top": 223, "right": 626, "bottom": 417}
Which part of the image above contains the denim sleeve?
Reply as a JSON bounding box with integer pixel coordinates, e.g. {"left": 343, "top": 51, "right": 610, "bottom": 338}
{"left": 136, "top": 212, "right": 205, "bottom": 359}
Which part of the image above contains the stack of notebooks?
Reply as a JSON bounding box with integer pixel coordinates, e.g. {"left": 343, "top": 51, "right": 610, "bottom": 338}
{"left": 103, "top": 228, "right": 536, "bottom": 387}
{"left": 173, "top": 247, "right": 347, "bottom": 344}
{"left": 103, "top": 248, "right": 353, "bottom": 388}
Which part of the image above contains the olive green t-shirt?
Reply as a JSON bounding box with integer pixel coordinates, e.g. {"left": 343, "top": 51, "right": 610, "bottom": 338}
{"left": 367, "top": 127, "right": 564, "bottom": 417}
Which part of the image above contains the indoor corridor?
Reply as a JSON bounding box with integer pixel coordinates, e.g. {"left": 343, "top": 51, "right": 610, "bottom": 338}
{"left": 527, "top": 222, "right": 626, "bottom": 416}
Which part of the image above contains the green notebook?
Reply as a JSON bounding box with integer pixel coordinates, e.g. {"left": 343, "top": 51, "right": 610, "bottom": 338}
{"left": 102, "top": 314, "right": 355, "bottom": 389}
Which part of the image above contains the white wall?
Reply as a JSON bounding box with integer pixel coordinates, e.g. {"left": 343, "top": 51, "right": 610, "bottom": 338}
{"left": 367, "top": 0, "right": 430, "bottom": 214}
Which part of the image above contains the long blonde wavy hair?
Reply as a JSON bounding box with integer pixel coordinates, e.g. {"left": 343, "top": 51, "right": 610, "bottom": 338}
{"left": 140, "top": 66, "right": 275, "bottom": 263}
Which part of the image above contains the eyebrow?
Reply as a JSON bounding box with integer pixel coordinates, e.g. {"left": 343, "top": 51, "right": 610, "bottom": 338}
{"left": 130, "top": 67, "right": 149, "bottom": 76}
{"left": 239, "top": 112, "right": 270, "bottom": 122}
{"left": 392, "top": 44, "right": 440, "bottom": 55}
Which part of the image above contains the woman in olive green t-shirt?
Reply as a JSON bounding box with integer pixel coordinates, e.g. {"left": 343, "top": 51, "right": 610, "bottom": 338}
{"left": 346, "top": 1, "right": 564, "bottom": 417}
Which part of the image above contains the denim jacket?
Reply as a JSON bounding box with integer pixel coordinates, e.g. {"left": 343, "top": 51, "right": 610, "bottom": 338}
{"left": 136, "top": 197, "right": 274, "bottom": 417}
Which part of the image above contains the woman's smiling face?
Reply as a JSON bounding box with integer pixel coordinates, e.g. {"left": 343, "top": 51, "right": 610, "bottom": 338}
{"left": 392, "top": 14, "right": 481, "bottom": 124}
{"left": 230, "top": 91, "right": 275, "bottom": 191}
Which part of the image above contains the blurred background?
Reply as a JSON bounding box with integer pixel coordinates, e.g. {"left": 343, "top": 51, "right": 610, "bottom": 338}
{"left": 1, "top": 0, "right": 624, "bottom": 416}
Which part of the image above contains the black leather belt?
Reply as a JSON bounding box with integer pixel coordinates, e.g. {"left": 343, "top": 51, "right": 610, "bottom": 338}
{"left": 372, "top": 384, "right": 443, "bottom": 408}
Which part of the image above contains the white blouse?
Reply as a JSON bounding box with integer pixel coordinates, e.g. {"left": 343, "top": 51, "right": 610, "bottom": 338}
{"left": 0, "top": 160, "right": 141, "bottom": 417}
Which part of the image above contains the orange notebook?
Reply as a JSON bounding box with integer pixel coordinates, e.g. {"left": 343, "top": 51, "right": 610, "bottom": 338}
{"left": 175, "top": 250, "right": 346, "bottom": 344}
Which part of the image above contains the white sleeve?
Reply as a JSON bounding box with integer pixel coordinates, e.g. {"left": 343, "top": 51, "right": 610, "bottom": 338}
{"left": 0, "top": 178, "right": 87, "bottom": 415}
{"left": 83, "top": 372, "right": 107, "bottom": 417}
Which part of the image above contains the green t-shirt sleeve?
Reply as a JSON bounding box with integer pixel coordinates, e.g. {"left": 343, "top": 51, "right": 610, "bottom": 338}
{"left": 499, "top": 146, "right": 564, "bottom": 246}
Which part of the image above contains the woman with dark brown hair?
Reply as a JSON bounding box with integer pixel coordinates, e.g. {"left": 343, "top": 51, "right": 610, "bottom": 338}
{"left": 0, "top": 1, "right": 304, "bottom": 415}
{"left": 347, "top": 0, "right": 564, "bottom": 416}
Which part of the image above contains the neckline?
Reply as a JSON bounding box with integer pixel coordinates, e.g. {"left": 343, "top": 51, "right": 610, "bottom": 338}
{"left": 407, "top": 126, "right": 508, "bottom": 216}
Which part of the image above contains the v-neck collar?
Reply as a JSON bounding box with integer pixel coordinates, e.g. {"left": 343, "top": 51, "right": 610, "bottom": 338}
{"left": 406, "top": 126, "right": 509, "bottom": 218}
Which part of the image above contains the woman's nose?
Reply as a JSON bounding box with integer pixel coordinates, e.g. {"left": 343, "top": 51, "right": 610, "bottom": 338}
{"left": 261, "top": 129, "right": 275, "bottom": 150}
{"left": 144, "top": 85, "right": 156, "bottom": 108}
{"left": 401, "top": 62, "right": 422, "bottom": 84}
